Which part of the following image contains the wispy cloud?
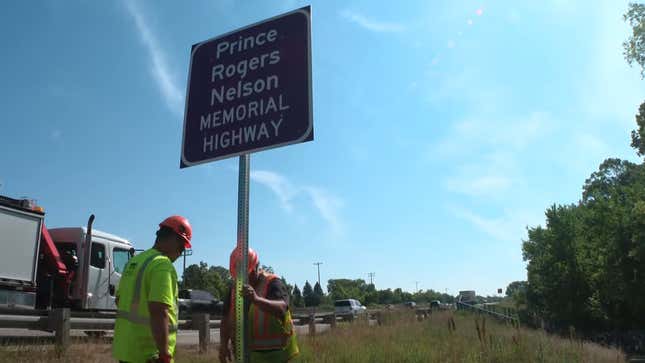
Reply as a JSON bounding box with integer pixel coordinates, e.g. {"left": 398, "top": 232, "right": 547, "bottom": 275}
{"left": 449, "top": 206, "right": 543, "bottom": 244}
{"left": 575, "top": 133, "right": 609, "bottom": 156}
{"left": 444, "top": 175, "right": 513, "bottom": 197}
{"left": 249, "top": 170, "right": 297, "bottom": 212}
{"left": 302, "top": 186, "right": 344, "bottom": 235}
{"left": 250, "top": 170, "right": 344, "bottom": 235}
{"left": 439, "top": 151, "right": 517, "bottom": 197}
{"left": 124, "top": 0, "right": 183, "bottom": 115}
{"left": 560, "top": 132, "right": 612, "bottom": 174}
{"left": 340, "top": 10, "right": 405, "bottom": 33}
{"left": 450, "top": 112, "right": 547, "bottom": 152}
{"left": 547, "top": 0, "right": 579, "bottom": 16}
{"left": 424, "top": 68, "right": 509, "bottom": 114}
{"left": 433, "top": 112, "right": 552, "bottom": 197}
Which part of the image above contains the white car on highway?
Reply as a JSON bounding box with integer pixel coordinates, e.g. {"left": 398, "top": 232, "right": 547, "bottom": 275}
{"left": 334, "top": 299, "right": 366, "bottom": 317}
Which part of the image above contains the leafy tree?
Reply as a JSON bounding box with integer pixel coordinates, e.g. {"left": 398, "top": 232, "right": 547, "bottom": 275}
{"left": 319, "top": 294, "right": 333, "bottom": 307}
{"left": 312, "top": 282, "right": 324, "bottom": 306}
{"left": 182, "top": 262, "right": 228, "bottom": 299}
{"left": 624, "top": 3, "right": 645, "bottom": 157}
{"left": 280, "top": 276, "right": 293, "bottom": 306}
{"left": 413, "top": 289, "right": 455, "bottom": 304}
{"left": 630, "top": 103, "right": 645, "bottom": 156}
{"left": 623, "top": 2, "right": 645, "bottom": 78}
{"left": 505, "top": 281, "right": 528, "bottom": 298}
{"left": 327, "top": 279, "right": 368, "bottom": 303}
{"left": 292, "top": 284, "right": 304, "bottom": 308}
{"left": 313, "top": 281, "right": 323, "bottom": 296}
{"left": 523, "top": 157, "right": 645, "bottom": 331}
{"left": 364, "top": 284, "right": 378, "bottom": 306}
{"left": 505, "top": 281, "right": 528, "bottom": 308}
{"left": 210, "top": 265, "right": 231, "bottom": 284}
{"left": 182, "top": 262, "right": 206, "bottom": 290}
{"left": 208, "top": 265, "right": 230, "bottom": 299}
{"left": 393, "top": 288, "right": 404, "bottom": 304}
{"left": 581, "top": 159, "right": 645, "bottom": 329}
{"left": 378, "top": 288, "right": 394, "bottom": 305}
{"left": 523, "top": 204, "right": 598, "bottom": 330}
{"left": 302, "top": 281, "right": 314, "bottom": 307}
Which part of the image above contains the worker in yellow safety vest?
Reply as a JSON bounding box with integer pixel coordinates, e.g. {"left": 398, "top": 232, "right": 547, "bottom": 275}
{"left": 219, "top": 247, "right": 299, "bottom": 363}
{"left": 113, "top": 215, "right": 192, "bottom": 363}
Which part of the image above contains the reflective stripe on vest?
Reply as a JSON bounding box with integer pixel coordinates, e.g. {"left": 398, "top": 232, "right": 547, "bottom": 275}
{"left": 116, "top": 253, "right": 178, "bottom": 332}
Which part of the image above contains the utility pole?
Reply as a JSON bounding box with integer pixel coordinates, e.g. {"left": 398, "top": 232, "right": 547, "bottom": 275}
{"left": 368, "top": 272, "right": 375, "bottom": 285}
{"left": 415, "top": 281, "right": 419, "bottom": 293}
{"left": 313, "top": 262, "right": 323, "bottom": 287}
{"left": 181, "top": 249, "right": 193, "bottom": 289}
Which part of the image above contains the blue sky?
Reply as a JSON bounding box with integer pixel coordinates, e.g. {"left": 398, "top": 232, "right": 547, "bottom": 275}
{"left": 1, "top": 1, "right": 644, "bottom": 297}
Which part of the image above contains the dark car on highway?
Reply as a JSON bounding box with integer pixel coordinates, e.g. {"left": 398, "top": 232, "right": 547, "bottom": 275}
{"left": 403, "top": 301, "right": 417, "bottom": 309}
{"left": 178, "top": 289, "right": 223, "bottom": 318}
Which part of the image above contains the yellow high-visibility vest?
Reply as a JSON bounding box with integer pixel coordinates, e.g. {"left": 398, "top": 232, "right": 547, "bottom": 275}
{"left": 112, "top": 248, "right": 178, "bottom": 363}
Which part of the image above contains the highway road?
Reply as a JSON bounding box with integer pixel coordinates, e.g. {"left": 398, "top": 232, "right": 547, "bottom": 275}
{"left": 0, "top": 323, "right": 336, "bottom": 346}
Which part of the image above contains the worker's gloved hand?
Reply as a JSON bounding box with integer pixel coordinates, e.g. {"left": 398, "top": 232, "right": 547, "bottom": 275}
{"left": 219, "top": 344, "right": 232, "bottom": 363}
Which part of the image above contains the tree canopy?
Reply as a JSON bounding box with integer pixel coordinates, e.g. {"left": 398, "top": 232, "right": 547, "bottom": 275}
{"left": 523, "top": 159, "right": 645, "bottom": 331}
{"left": 518, "top": 3, "right": 645, "bottom": 333}
{"left": 181, "top": 261, "right": 230, "bottom": 299}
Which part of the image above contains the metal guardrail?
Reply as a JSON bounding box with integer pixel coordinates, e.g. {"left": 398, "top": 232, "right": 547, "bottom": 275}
{"left": 0, "top": 308, "right": 222, "bottom": 353}
{"left": 456, "top": 301, "right": 518, "bottom": 324}
{"left": 0, "top": 306, "right": 436, "bottom": 353}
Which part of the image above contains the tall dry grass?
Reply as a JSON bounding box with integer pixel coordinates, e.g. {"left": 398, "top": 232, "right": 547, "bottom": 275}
{"left": 0, "top": 341, "right": 218, "bottom": 363}
{"left": 296, "top": 310, "right": 626, "bottom": 363}
{"left": 0, "top": 311, "right": 627, "bottom": 362}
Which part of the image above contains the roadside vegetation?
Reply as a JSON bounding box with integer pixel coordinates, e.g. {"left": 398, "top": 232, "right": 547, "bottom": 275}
{"left": 296, "top": 311, "right": 625, "bottom": 363}
{"left": 0, "top": 311, "right": 625, "bottom": 363}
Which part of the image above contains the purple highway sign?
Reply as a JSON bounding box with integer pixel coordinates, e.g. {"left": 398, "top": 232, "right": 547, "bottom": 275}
{"left": 180, "top": 6, "right": 313, "bottom": 168}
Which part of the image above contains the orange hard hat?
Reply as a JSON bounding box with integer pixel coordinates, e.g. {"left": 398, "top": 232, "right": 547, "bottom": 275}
{"left": 229, "top": 246, "right": 258, "bottom": 277}
{"left": 159, "top": 215, "right": 192, "bottom": 248}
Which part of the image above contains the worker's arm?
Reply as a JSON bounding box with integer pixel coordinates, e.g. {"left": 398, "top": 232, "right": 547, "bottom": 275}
{"left": 147, "top": 262, "right": 175, "bottom": 361}
{"left": 148, "top": 301, "right": 171, "bottom": 357}
{"left": 243, "top": 284, "right": 287, "bottom": 319}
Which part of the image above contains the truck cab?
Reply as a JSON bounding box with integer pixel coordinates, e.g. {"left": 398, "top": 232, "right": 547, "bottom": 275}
{"left": 48, "top": 228, "right": 134, "bottom": 311}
